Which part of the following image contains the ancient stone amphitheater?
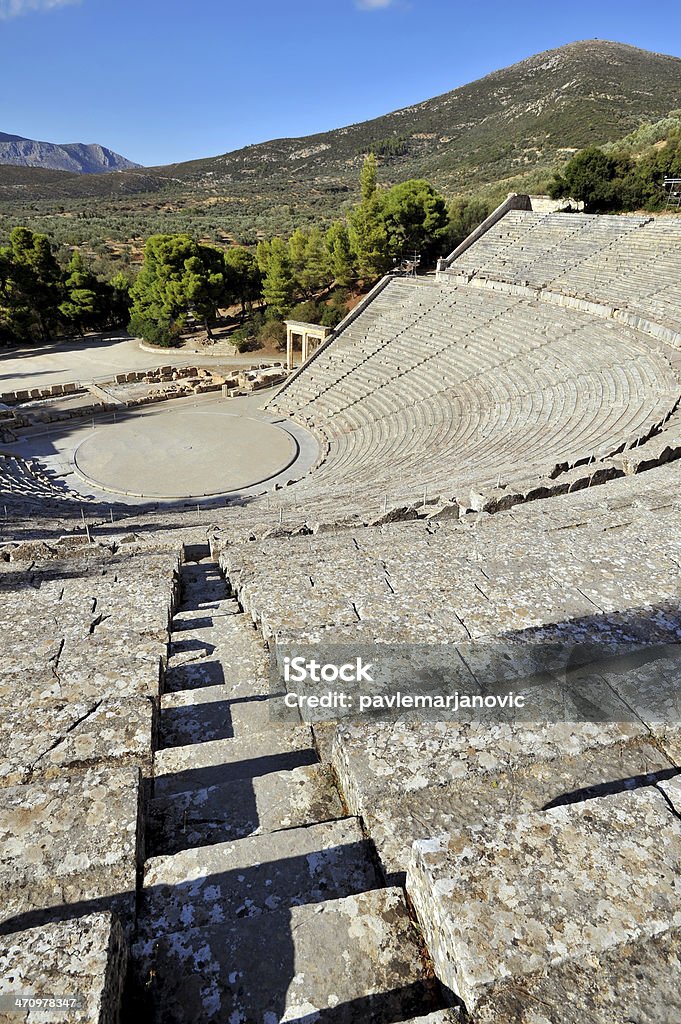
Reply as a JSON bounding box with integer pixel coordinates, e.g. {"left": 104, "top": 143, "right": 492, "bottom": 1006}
{"left": 1, "top": 201, "right": 680, "bottom": 1024}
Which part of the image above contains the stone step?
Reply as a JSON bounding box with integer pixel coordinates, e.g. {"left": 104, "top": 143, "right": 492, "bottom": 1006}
{"left": 171, "top": 604, "right": 241, "bottom": 631}
{"left": 153, "top": 727, "right": 317, "bottom": 798}
{"left": 163, "top": 616, "right": 270, "bottom": 697}
{"left": 167, "top": 613, "right": 262, "bottom": 660}
{"left": 149, "top": 762, "right": 344, "bottom": 856}
{"left": 406, "top": 786, "right": 681, "bottom": 1016}
{"left": 130, "top": 886, "right": 440, "bottom": 1023}
{"left": 471, "top": 927, "right": 681, "bottom": 1024}
{"left": 140, "top": 818, "right": 379, "bottom": 936}
{"left": 333, "top": 722, "right": 674, "bottom": 874}
{"left": 163, "top": 653, "right": 270, "bottom": 697}
{"left": 159, "top": 693, "right": 294, "bottom": 747}
{"left": 175, "top": 576, "right": 230, "bottom": 610}
{"left": 0, "top": 912, "right": 127, "bottom": 1024}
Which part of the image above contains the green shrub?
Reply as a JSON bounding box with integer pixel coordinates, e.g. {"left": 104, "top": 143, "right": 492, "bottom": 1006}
{"left": 289, "top": 299, "right": 323, "bottom": 323}
{"left": 257, "top": 318, "right": 286, "bottom": 349}
{"left": 320, "top": 288, "right": 349, "bottom": 329}
{"left": 128, "top": 311, "right": 183, "bottom": 347}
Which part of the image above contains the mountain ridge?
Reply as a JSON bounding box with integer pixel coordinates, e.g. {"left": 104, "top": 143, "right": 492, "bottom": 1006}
{"left": 1, "top": 39, "right": 680, "bottom": 251}
{"left": 145, "top": 40, "right": 681, "bottom": 182}
{"left": 0, "top": 132, "right": 141, "bottom": 174}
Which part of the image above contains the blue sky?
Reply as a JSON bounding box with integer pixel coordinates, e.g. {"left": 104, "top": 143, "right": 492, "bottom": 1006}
{"left": 2, "top": 0, "right": 681, "bottom": 167}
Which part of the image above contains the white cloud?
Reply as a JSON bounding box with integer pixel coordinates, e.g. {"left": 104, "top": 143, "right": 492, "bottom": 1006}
{"left": 355, "top": 0, "right": 396, "bottom": 10}
{"left": 0, "top": 0, "right": 81, "bottom": 19}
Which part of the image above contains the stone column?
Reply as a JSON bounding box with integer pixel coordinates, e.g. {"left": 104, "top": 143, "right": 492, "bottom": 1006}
{"left": 302, "top": 333, "right": 310, "bottom": 364}
{"left": 286, "top": 326, "right": 294, "bottom": 371}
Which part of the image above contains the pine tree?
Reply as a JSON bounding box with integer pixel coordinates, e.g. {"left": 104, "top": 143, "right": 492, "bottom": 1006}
{"left": 128, "top": 234, "right": 227, "bottom": 343}
{"left": 255, "top": 239, "right": 272, "bottom": 276}
{"left": 262, "top": 237, "right": 295, "bottom": 319}
{"left": 325, "top": 221, "right": 356, "bottom": 289}
{"left": 348, "top": 156, "right": 391, "bottom": 281}
{"left": 381, "top": 179, "right": 449, "bottom": 264}
{"left": 224, "top": 247, "right": 262, "bottom": 318}
{"left": 0, "top": 227, "right": 62, "bottom": 341}
{"left": 59, "top": 250, "right": 99, "bottom": 335}
{"left": 360, "top": 153, "right": 378, "bottom": 202}
{"left": 299, "top": 227, "right": 331, "bottom": 296}
{"left": 107, "top": 272, "right": 133, "bottom": 327}
{"left": 287, "top": 228, "right": 309, "bottom": 286}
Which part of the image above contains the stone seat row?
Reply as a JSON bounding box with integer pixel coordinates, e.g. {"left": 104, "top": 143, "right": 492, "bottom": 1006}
{"left": 270, "top": 277, "right": 679, "bottom": 507}
{"left": 0, "top": 454, "right": 97, "bottom": 505}
{"left": 0, "top": 540, "right": 182, "bottom": 1020}
{"left": 449, "top": 210, "right": 681, "bottom": 335}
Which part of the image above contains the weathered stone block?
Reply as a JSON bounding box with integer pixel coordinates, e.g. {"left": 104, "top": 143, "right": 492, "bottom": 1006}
{"left": 407, "top": 788, "right": 681, "bottom": 1013}
{"left": 0, "top": 768, "right": 142, "bottom": 936}
{"left": 333, "top": 721, "right": 672, "bottom": 873}
{"left": 131, "top": 887, "right": 439, "bottom": 1023}
{"left": 0, "top": 699, "right": 156, "bottom": 788}
{"left": 0, "top": 912, "right": 126, "bottom": 1024}
{"left": 149, "top": 762, "right": 343, "bottom": 856}
{"left": 141, "top": 818, "right": 377, "bottom": 935}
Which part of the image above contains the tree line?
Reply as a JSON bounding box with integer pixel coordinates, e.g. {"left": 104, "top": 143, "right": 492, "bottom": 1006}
{"left": 0, "top": 227, "right": 132, "bottom": 345}
{"left": 128, "top": 156, "right": 451, "bottom": 347}
{"left": 0, "top": 157, "right": 457, "bottom": 348}
{"left": 549, "top": 126, "right": 681, "bottom": 213}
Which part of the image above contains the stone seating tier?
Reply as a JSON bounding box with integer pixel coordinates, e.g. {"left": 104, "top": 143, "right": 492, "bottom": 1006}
{"left": 266, "top": 275, "right": 680, "bottom": 512}
{"left": 448, "top": 210, "right": 681, "bottom": 333}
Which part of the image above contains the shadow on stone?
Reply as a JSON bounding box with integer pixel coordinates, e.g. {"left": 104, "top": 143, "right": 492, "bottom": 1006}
{"left": 155, "top": 749, "right": 319, "bottom": 797}
{"left": 163, "top": 660, "right": 226, "bottom": 692}
{"left": 543, "top": 765, "right": 681, "bottom": 811}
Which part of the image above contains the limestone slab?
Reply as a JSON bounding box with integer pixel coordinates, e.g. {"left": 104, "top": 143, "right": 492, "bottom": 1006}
{"left": 335, "top": 730, "right": 675, "bottom": 873}
{"left": 660, "top": 773, "right": 681, "bottom": 814}
{"left": 472, "top": 927, "right": 681, "bottom": 1024}
{"left": 331, "top": 724, "right": 671, "bottom": 868}
{"left": 149, "top": 763, "right": 344, "bottom": 856}
{"left": 153, "top": 726, "right": 316, "bottom": 797}
{"left": 0, "top": 699, "right": 155, "bottom": 787}
{"left": 162, "top": 654, "right": 270, "bottom": 698}
{"left": 332, "top": 719, "right": 652, "bottom": 811}
{"left": 660, "top": 726, "right": 681, "bottom": 767}
{"left": 141, "top": 818, "right": 378, "bottom": 935}
{"left": 0, "top": 768, "right": 142, "bottom": 936}
{"left": 160, "top": 693, "right": 291, "bottom": 747}
{"left": 131, "top": 886, "right": 439, "bottom": 1023}
{"left": 0, "top": 912, "right": 126, "bottom": 1024}
{"left": 407, "top": 788, "right": 681, "bottom": 1011}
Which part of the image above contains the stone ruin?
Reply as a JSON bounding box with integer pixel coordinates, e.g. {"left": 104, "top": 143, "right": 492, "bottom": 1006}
{"left": 0, "top": 362, "right": 288, "bottom": 435}
{"left": 0, "top": 202, "right": 680, "bottom": 1023}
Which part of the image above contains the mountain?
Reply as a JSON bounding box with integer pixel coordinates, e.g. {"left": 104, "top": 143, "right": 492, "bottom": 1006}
{"left": 1, "top": 40, "right": 681, "bottom": 251}
{"left": 148, "top": 39, "right": 681, "bottom": 191}
{"left": 0, "top": 132, "right": 141, "bottom": 174}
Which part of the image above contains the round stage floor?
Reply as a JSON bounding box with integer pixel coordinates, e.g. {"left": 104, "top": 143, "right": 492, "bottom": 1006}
{"left": 73, "top": 406, "right": 299, "bottom": 498}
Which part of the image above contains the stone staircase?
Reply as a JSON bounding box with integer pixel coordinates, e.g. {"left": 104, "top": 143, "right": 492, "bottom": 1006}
{"left": 126, "top": 547, "right": 449, "bottom": 1023}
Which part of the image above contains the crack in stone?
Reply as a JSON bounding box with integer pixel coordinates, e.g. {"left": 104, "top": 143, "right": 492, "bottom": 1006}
{"left": 49, "top": 637, "right": 65, "bottom": 685}
{"left": 89, "top": 613, "right": 111, "bottom": 635}
{"left": 26, "top": 699, "right": 103, "bottom": 781}
{"left": 654, "top": 777, "right": 681, "bottom": 823}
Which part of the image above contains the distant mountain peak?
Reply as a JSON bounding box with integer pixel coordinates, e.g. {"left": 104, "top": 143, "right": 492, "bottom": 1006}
{"left": 0, "top": 132, "right": 141, "bottom": 174}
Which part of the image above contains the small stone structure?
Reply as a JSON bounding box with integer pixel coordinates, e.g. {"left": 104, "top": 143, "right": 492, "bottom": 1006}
{"left": 284, "top": 320, "right": 330, "bottom": 370}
